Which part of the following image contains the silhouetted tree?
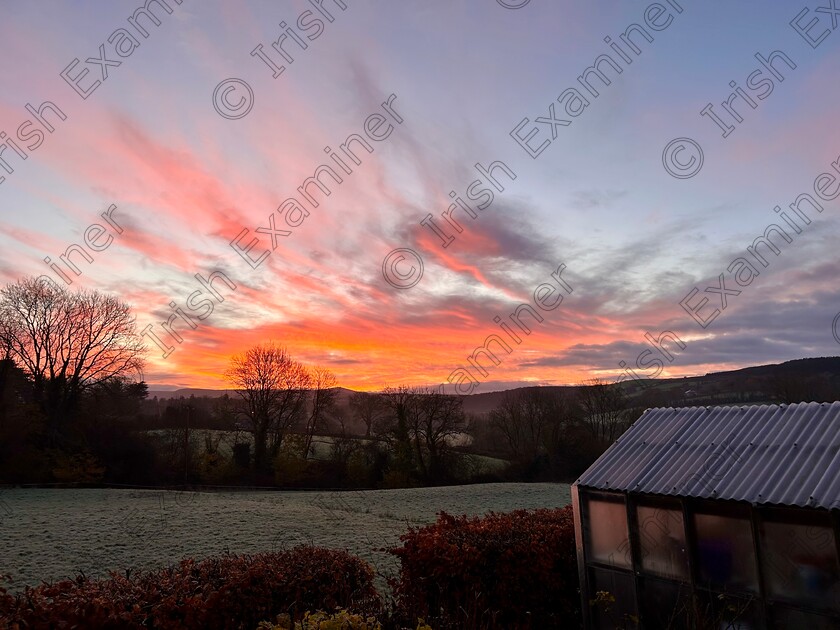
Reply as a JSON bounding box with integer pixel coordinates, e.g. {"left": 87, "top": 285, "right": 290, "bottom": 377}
{"left": 489, "top": 387, "right": 581, "bottom": 478}
{"left": 414, "top": 386, "right": 467, "bottom": 483}
{"left": 225, "top": 342, "right": 310, "bottom": 472}
{"left": 0, "top": 354, "right": 46, "bottom": 483}
{"left": 302, "top": 367, "right": 337, "bottom": 459}
{"left": 490, "top": 389, "right": 543, "bottom": 463}
{"left": 0, "top": 277, "right": 145, "bottom": 437}
{"left": 348, "top": 391, "right": 387, "bottom": 438}
{"left": 380, "top": 386, "right": 419, "bottom": 484}
{"left": 767, "top": 373, "right": 821, "bottom": 404}
{"left": 381, "top": 385, "right": 467, "bottom": 484}
{"left": 577, "top": 378, "right": 631, "bottom": 443}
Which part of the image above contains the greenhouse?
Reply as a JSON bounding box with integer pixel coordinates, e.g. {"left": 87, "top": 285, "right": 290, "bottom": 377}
{"left": 572, "top": 402, "right": 840, "bottom": 629}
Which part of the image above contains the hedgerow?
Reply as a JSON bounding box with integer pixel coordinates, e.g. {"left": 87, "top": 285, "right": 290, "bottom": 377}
{"left": 0, "top": 547, "right": 379, "bottom": 629}
{"left": 387, "top": 506, "right": 579, "bottom": 629}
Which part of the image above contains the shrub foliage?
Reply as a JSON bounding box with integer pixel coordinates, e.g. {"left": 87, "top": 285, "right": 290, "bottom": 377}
{"left": 387, "top": 506, "right": 580, "bottom": 629}
{"left": 1, "top": 507, "right": 580, "bottom": 629}
{"left": 0, "top": 547, "right": 379, "bottom": 629}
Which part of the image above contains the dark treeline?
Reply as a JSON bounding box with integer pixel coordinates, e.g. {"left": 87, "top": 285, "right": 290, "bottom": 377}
{"left": 0, "top": 277, "right": 150, "bottom": 485}
{"left": 2, "top": 276, "right": 840, "bottom": 488}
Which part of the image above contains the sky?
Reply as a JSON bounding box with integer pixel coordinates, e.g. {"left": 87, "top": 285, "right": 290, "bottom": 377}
{"left": 1, "top": 0, "right": 839, "bottom": 392}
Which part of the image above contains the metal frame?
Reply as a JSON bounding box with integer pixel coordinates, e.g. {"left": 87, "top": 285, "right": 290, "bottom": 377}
{"left": 572, "top": 484, "right": 591, "bottom": 629}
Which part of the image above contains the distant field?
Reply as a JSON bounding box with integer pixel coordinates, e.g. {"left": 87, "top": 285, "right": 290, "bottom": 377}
{"left": 147, "top": 429, "right": 510, "bottom": 474}
{"left": 0, "top": 483, "right": 570, "bottom": 592}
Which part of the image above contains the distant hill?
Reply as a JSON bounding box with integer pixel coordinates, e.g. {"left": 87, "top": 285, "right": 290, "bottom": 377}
{"left": 147, "top": 388, "right": 232, "bottom": 399}
{"left": 457, "top": 386, "right": 583, "bottom": 415}
{"left": 619, "top": 356, "right": 840, "bottom": 408}
{"left": 148, "top": 386, "right": 358, "bottom": 401}
{"left": 148, "top": 356, "right": 840, "bottom": 412}
{"left": 706, "top": 356, "right": 840, "bottom": 379}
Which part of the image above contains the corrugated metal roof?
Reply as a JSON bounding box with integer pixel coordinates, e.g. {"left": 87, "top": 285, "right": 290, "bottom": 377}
{"left": 574, "top": 402, "right": 840, "bottom": 510}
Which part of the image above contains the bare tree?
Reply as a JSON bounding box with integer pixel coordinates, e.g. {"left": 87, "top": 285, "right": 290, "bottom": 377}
{"left": 577, "top": 378, "right": 631, "bottom": 443}
{"left": 415, "top": 386, "right": 467, "bottom": 483}
{"left": 0, "top": 277, "right": 145, "bottom": 435}
{"left": 381, "top": 385, "right": 466, "bottom": 484}
{"left": 490, "top": 390, "right": 541, "bottom": 463}
{"left": 380, "top": 386, "right": 419, "bottom": 480}
{"left": 767, "top": 373, "right": 820, "bottom": 404}
{"left": 348, "top": 391, "right": 387, "bottom": 438}
{"left": 328, "top": 409, "right": 360, "bottom": 468}
{"left": 538, "top": 389, "right": 583, "bottom": 471}
{"left": 302, "top": 366, "right": 337, "bottom": 459}
{"left": 225, "top": 342, "right": 311, "bottom": 471}
{"left": 490, "top": 388, "right": 578, "bottom": 465}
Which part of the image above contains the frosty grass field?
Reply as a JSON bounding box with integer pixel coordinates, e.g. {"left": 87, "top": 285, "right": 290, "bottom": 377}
{"left": 0, "top": 483, "right": 571, "bottom": 592}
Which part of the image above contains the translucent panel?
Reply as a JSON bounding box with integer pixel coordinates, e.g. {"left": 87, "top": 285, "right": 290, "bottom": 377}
{"left": 695, "top": 591, "right": 760, "bottom": 629}
{"left": 590, "top": 568, "right": 637, "bottom": 630}
{"left": 693, "top": 512, "right": 759, "bottom": 592}
{"left": 760, "top": 518, "right": 840, "bottom": 611}
{"left": 770, "top": 604, "right": 840, "bottom": 630}
{"left": 585, "top": 495, "right": 631, "bottom": 568}
{"left": 639, "top": 578, "right": 692, "bottom": 630}
{"left": 637, "top": 504, "right": 690, "bottom": 580}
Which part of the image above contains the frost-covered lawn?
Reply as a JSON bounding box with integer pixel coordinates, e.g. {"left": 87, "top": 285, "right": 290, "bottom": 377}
{"left": 0, "top": 483, "right": 570, "bottom": 591}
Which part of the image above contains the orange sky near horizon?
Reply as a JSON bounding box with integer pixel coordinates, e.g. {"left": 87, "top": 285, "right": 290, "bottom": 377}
{"left": 2, "top": 2, "right": 839, "bottom": 393}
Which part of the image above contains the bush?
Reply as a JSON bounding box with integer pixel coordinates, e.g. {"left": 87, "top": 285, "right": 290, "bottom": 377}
{"left": 0, "top": 547, "right": 380, "bottom": 629}
{"left": 387, "top": 506, "right": 580, "bottom": 629}
{"left": 259, "top": 609, "right": 384, "bottom": 629}
{"left": 48, "top": 449, "right": 106, "bottom": 483}
{"left": 258, "top": 609, "right": 434, "bottom": 630}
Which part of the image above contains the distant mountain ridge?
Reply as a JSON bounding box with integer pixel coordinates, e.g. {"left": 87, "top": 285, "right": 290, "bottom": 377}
{"left": 147, "top": 356, "right": 840, "bottom": 414}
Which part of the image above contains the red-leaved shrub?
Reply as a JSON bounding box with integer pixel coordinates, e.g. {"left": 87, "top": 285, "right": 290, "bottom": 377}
{"left": 387, "top": 506, "right": 579, "bottom": 629}
{"left": 0, "top": 546, "right": 380, "bottom": 629}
